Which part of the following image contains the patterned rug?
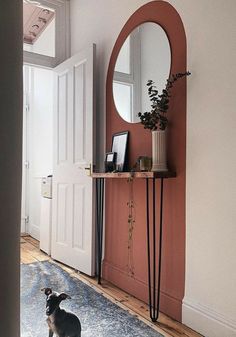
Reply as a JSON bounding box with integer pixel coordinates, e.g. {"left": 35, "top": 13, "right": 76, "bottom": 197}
{"left": 21, "top": 261, "right": 163, "bottom": 337}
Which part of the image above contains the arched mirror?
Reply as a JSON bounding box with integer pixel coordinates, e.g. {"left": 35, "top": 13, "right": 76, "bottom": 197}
{"left": 113, "top": 22, "right": 171, "bottom": 123}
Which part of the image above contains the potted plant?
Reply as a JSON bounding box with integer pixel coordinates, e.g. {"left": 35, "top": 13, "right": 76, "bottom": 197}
{"left": 138, "top": 71, "right": 191, "bottom": 171}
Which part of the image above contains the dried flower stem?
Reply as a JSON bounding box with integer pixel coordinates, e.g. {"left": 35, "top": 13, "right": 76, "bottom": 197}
{"left": 127, "top": 178, "right": 135, "bottom": 277}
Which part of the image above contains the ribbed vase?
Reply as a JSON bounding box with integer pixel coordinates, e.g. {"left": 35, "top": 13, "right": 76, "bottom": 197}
{"left": 151, "top": 130, "right": 168, "bottom": 172}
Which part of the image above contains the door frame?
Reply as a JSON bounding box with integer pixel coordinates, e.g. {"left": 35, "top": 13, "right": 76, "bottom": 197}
{"left": 21, "top": 64, "right": 54, "bottom": 239}
{"left": 21, "top": 66, "right": 31, "bottom": 234}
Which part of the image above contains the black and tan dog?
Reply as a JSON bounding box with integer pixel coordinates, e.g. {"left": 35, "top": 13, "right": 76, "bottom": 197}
{"left": 42, "top": 288, "right": 81, "bottom": 337}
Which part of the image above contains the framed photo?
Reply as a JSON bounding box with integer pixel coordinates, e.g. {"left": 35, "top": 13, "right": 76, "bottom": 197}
{"left": 111, "top": 131, "right": 129, "bottom": 171}
{"left": 105, "top": 152, "right": 117, "bottom": 172}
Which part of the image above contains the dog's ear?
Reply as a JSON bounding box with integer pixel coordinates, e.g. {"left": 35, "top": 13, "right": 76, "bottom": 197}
{"left": 59, "top": 293, "right": 71, "bottom": 301}
{"left": 41, "top": 288, "right": 52, "bottom": 296}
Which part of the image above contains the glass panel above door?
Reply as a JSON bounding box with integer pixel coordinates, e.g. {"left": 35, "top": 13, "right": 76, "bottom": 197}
{"left": 23, "top": 2, "right": 55, "bottom": 58}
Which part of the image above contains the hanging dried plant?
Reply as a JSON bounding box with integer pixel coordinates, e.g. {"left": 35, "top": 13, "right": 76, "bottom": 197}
{"left": 127, "top": 178, "right": 135, "bottom": 277}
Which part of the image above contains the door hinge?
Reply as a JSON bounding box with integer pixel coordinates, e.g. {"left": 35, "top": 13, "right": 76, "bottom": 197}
{"left": 22, "top": 216, "right": 29, "bottom": 224}
{"left": 24, "top": 161, "right": 30, "bottom": 169}
{"left": 25, "top": 91, "right": 30, "bottom": 112}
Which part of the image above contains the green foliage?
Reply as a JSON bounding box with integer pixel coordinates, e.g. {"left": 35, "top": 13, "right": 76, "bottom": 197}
{"left": 138, "top": 72, "right": 191, "bottom": 131}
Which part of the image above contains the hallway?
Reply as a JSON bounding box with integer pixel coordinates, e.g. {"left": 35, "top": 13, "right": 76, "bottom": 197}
{"left": 21, "top": 236, "right": 201, "bottom": 337}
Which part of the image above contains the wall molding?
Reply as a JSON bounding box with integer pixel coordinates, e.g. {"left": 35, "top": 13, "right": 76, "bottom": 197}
{"left": 29, "top": 223, "right": 40, "bottom": 241}
{"left": 103, "top": 261, "right": 182, "bottom": 321}
{"left": 183, "top": 297, "right": 236, "bottom": 337}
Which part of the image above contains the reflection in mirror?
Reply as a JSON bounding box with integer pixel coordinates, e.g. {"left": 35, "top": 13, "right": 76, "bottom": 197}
{"left": 113, "top": 23, "right": 171, "bottom": 123}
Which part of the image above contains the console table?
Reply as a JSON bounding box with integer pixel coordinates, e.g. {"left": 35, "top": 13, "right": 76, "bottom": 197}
{"left": 92, "top": 171, "right": 176, "bottom": 322}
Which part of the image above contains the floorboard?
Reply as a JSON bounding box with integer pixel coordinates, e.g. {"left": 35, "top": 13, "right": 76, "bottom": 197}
{"left": 20, "top": 235, "right": 202, "bottom": 337}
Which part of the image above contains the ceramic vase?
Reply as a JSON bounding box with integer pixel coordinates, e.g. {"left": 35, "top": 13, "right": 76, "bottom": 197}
{"left": 151, "top": 130, "right": 168, "bottom": 172}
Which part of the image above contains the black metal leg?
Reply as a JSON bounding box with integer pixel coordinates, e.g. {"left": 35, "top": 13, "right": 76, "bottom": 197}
{"left": 96, "top": 178, "right": 104, "bottom": 284}
{"left": 146, "top": 178, "right": 164, "bottom": 322}
{"left": 157, "top": 178, "right": 164, "bottom": 315}
{"left": 146, "top": 179, "right": 152, "bottom": 315}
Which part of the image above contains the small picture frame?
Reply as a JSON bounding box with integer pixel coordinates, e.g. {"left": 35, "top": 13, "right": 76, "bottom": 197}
{"left": 105, "top": 152, "right": 117, "bottom": 172}
{"left": 111, "top": 131, "right": 129, "bottom": 171}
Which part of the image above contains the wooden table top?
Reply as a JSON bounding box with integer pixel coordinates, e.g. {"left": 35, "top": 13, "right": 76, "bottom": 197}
{"left": 92, "top": 171, "right": 176, "bottom": 179}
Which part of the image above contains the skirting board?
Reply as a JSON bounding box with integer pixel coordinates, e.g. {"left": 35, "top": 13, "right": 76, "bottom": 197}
{"left": 29, "top": 224, "right": 40, "bottom": 241}
{"left": 183, "top": 297, "right": 236, "bottom": 337}
{"left": 103, "top": 261, "right": 182, "bottom": 322}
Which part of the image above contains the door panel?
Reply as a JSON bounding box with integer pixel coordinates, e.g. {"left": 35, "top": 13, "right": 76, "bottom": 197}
{"left": 72, "top": 184, "right": 85, "bottom": 250}
{"left": 74, "top": 62, "right": 86, "bottom": 164}
{"left": 21, "top": 91, "right": 28, "bottom": 233}
{"left": 51, "top": 45, "right": 96, "bottom": 276}
{"left": 56, "top": 183, "right": 69, "bottom": 245}
{"left": 58, "top": 72, "right": 69, "bottom": 164}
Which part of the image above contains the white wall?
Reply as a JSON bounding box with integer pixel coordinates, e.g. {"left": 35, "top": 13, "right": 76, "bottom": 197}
{"left": 70, "top": 1, "right": 236, "bottom": 336}
{"left": 27, "top": 67, "right": 53, "bottom": 240}
{"left": 168, "top": 1, "right": 236, "bottom": 336}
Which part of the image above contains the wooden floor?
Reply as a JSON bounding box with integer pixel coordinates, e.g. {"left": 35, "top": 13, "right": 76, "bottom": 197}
{"left": 21, "top": 235, "right": 202, "bottom": 337}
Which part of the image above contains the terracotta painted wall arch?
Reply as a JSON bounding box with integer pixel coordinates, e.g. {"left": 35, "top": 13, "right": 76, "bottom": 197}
{"left": 104, "top": 1, "right": 187, "bottom": 322}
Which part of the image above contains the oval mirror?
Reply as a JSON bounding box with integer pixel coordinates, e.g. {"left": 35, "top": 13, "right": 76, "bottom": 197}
{"left": 113, "top": 22, "right": 171, "bottom": 123}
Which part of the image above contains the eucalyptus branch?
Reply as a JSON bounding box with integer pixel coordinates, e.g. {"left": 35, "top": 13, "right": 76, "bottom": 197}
{"left": 138, "top": 71, "right": 191, "bottom": 131}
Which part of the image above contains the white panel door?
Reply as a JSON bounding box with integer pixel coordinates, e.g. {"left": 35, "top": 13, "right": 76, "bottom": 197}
{"left": 51, "top": 45, "right": 96, "bottom": 276}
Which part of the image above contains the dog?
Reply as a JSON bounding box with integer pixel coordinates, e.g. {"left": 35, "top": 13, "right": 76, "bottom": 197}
{"left": 42, "top": 287, "right": 81, "bottom": 337}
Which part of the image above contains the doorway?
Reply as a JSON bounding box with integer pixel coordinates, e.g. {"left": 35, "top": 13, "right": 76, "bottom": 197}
{"left": 22, "top": 0, "right": 96, "bottom": 277}
{"left": 21, "top": 44, "right": 97, "bottom": 275}
{"left": 21, "top": 65, "right": 54, "bottom": 241}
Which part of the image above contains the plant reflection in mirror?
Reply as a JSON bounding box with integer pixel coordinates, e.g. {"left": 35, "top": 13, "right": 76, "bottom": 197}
{"left": 138, "top": 71, "right": 191, "bottom": 131}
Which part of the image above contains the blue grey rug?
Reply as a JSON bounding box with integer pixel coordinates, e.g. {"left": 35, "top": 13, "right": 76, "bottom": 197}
{"left": 21, "top": 261, "right": 163, "bottom": 337}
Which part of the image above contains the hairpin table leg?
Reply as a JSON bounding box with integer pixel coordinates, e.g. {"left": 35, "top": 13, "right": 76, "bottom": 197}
{"left": 146, "top": 177, "right": 164, "bottom": 322}
{"left": 96, "top": 178, "right": 104, "bottom": 284}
